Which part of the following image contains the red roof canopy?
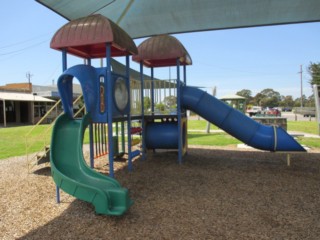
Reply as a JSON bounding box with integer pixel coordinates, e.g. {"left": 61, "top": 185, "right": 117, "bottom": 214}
{"left": 50, "top": 14, "right": 137, "bottom": 58}
{"left": 132, "top": 35, "right": 192, "bottom": 67}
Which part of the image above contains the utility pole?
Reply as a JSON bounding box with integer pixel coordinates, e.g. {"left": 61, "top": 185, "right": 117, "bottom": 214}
{"left": 206, "top": 87, "right": 216, "bottom": 133}
{"left": 26, "top": 72, "right": 33, "bottom": 84}
{"left": 298, "top": 65, "right": 303, "bottom": 108}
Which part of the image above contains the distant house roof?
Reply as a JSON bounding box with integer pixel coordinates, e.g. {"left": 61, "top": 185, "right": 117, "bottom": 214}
{"left": 0, "top": 83, "right": 32, "bottom": 93}
{"left": 32, "top": 84, "right": 82, "bottom": 98}
{"left": 0, "top": 92, "right": 55, "bottom": 102}
{"left": 220, "top": 94, "right": 246, "bottom": 100}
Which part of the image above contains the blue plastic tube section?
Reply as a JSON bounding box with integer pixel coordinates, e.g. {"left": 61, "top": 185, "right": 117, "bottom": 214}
{"left": 145, "top": 122, "right": 179, "bottom": 149}
{"left": 181, "top": 86, "right": 305, "bottom": 152}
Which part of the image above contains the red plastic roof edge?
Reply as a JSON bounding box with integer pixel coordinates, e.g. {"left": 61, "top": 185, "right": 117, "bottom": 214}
{"left": 50, "top": 14, "right": 137, "bottom": 58}
{"left": 132, "top": 35, "right": 192, "bottom": 67}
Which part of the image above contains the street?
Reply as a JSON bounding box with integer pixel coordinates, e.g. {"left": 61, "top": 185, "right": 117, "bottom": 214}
{"left": 281, "top": 112, "right": 317, "bottom": 122}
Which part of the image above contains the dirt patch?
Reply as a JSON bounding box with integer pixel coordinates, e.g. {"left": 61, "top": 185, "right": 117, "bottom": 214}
{"left": 1, "top": 146, "right": 320, "bottom": 239}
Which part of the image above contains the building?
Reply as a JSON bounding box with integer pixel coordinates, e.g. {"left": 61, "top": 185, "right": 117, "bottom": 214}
{"left": 220, "top": 94, "right": 247, "bottom": 113}
{"left": 0, "top": 82, "right": 82, "bottom": 127}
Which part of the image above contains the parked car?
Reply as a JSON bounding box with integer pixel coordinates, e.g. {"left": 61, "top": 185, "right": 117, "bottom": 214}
{"left": 266, "top": 108, "right": 281, "bottom": 117}
{"left": 246, "top": 106, "right": 262, "bottom": 117}
{"left": 282, "top": 107, "right": 292, "bottom": 112}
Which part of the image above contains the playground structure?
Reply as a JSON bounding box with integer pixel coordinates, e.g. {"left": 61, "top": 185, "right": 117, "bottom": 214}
{"left": 50, "top": 14, "right": 305, "bottom": 216}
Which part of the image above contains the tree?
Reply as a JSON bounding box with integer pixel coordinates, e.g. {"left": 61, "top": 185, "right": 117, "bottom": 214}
{"left": 251, "top": 88, "right": 281, "bottom": 107}
{"left": 144, "top": 96, "right": 151, "bottom": 111}
{"left": 260, "top": 96, "right": 279, "bottom": 108}
{"left": 294, "top": 95, "right": 307, "bottom": 107}
{"left": 305, "top": 94, "right": 315, "bottom": 107}
{"left": 155, "top": 103, "right": 165, "bottom": 112}
{"left": 307, "top": 62, "right": 320, "bottom": 87}
{"left": 236, "top": 89, "right": 252, "bottom": 100}
{"left": 279, "top": 95, "right": 294, "bottom": 107}
{"left": 260, "top": 88, "right": 281, "bottom": 100}
{"left": 163, "top": 95, "right": 177, "bottom": 108}
{"left": 235, "top": 87, "right": 316, "bottom": 108}
{"left": 251, "top": 92, "right": 264, "bottom": 106}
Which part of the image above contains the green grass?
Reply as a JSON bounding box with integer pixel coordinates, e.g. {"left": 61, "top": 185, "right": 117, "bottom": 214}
{"left": 295, "top": 137, "right": 320, "bottom": 149}
{"left": 287, "top": 121, "right": 318, "bottom": 135}
{"left": 188, "top": 119, "right": 319, "bottom": 135}
{"left": 188, "top": 132, "right": 240, "bottom": 146}
{"left": 0, "top": 125, "right": 52, "bottom": 160}
{"left": 187, "top": 119, "right": 320, "bottom": 149}
{"left": 187, "top": 120, "right": 219, "bottom": 130}
{"left": 0, "top": 119, "right": 319, "bottom": 160}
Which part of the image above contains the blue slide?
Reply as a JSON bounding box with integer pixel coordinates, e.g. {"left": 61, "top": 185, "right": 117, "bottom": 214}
{"left": 181, "top": 86, "right": 305, "bottom": 152}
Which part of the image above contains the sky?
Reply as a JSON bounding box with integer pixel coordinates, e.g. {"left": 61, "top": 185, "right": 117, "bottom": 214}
{"left": 1, "top": 1, "right": 319, "bottom": 99}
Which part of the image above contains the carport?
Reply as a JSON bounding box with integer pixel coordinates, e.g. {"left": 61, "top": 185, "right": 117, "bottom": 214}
{"left": 0, "top": 92, "right": 55, "bottom": 127}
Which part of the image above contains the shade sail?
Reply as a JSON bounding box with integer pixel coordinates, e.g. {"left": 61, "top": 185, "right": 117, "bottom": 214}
{"left": 37, "top": 0, "right": 320, "bottom": 39}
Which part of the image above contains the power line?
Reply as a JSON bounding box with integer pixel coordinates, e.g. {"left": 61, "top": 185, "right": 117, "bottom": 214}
{"left": 0, "top": 33, "right": 50, "bottom": 50}
{"left": 298, "top": 65, "right": 303, "bottom": 107}
{"left": 0, "top": 39, "right": 49, "bottom": 56}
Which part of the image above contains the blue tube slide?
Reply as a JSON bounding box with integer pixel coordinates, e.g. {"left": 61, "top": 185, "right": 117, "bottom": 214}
{"left": 145, "top": 122, "right": 179, "bottom": 149}
{"left": 181, "top": 86, "right": 305, "bottom": 152}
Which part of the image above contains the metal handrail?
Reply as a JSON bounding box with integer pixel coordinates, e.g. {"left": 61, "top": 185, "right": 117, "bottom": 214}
{"left": 25, "top": 99, "right": 62, "bottom": 137}
{"left": 26, "top": 95, "right": 85, "bottom": 172}
{"left": 74, "top": 105, "right": 86, "bottom": 118}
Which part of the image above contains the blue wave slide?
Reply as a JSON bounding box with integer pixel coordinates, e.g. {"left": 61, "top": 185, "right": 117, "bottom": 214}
{"left": 181, "top": 86, "right": 305, "bottom": 152}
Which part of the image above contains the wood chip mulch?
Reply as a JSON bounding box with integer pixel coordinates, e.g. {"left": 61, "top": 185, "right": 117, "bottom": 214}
{"left": 1, "top": 146, "right": 320, "bottom": 240}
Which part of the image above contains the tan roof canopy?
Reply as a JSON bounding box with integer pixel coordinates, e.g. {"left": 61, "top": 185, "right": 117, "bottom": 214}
{"left": 132, "top": 35, "right": 192, "bottom": 67}
{"left": 50, "top": 14, "right": 137, "bottom": 58}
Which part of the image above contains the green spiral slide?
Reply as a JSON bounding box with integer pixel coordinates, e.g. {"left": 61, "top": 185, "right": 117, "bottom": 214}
{"left": 50, "top": 113, "right": 133, "bottom": 215}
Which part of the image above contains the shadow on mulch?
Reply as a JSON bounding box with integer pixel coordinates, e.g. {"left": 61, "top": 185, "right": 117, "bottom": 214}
{"left": 32, "top": 166, "right": 51, "bottom": 176}
{"left": 20, "top": 147, "right": 320, "bottom": 240}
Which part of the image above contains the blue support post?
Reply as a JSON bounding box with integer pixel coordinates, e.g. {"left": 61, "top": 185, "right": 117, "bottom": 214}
{"left": 62, "top": 49, "right": 67, "bottom": 71}
{"left": 151, "top": 67, "right": 154, "bottom": 114}
{"left": 106, "top": 43, "right": 114, "bottom": 177}
{"left": 183, "top": 65, "right": 187, "bottom": 85}
{"left": 121, "top": 121, "right": 125, "bottom": 153}
{"left": 151, "top": 67, "right": 156, "bottom": 153}
{"left": 176, "top": 59, "right": 182, "bottom": 164}
{"left": 89, "top": 123, "right": 94, "bottom": 168}
{"left": 56, "top": 186, "right": 60, "bottom": 204}
{"left": 183, "top": 64, "right": 188, "bottom": 156}
{"left": 56, "top": 49, "right": 68, "bottom": 204}
{"left": 126, "top": 55, "right": 133, "bottom": 171}
{"left": 140, "top": 62, "right": 146, "bottom": 160}
{"left": 87, "top": 57, "right": 93, "bottom": 168}
{"left": 114, "top": 122, "right": 119, "bottom": 156}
